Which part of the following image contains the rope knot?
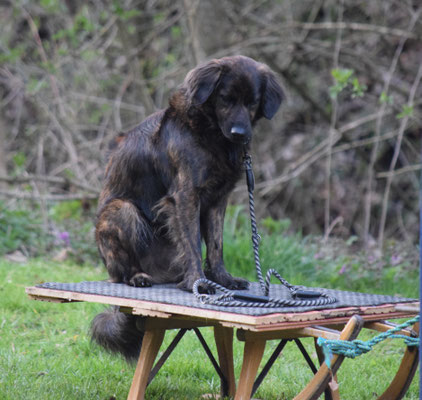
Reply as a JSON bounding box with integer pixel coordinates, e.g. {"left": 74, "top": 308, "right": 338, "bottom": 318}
{"left": 317, "top": 316, "right": 420, "bottom": 369}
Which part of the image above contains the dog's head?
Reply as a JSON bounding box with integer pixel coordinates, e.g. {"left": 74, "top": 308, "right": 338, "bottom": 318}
{"left": 181, "top": 55, "right": 284, "bottom": 144}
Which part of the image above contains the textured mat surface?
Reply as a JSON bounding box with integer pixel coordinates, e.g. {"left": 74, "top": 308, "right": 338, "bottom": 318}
{"left": 37, "top": 281, "right": 416, "bottom": 316}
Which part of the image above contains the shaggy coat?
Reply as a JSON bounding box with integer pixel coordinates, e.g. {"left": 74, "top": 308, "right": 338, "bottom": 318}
{"left": 92, "top": 55, "right": 283, "bottom": 361}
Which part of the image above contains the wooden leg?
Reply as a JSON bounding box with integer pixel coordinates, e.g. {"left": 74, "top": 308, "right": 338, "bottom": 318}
{"left": 293, "top": 315, "right": 364, "bottom": 400}
{"left": 235, "top": 337, "right": 266, "bottom": 400}
{"left": 214, "top": 325, "right": 236, "bottom": 397}
{"left": 377, "top": 322, "right": 419, "bottom": 400}
{"left": 127, "top": 329, "right": 165, "bottom": 400}
{"left": 314, "top": 338, "right": 340, "bottom": 400}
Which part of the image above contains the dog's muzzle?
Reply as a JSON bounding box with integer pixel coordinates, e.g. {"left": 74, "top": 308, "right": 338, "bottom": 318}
{"left": 230, "top": 125, "right": 250, "bottom": 144}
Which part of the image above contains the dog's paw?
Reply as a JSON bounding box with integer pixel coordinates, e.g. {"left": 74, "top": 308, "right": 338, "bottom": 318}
{"left": 230, "top": 277, "right": 250, "bottom": 290}
{"left": 205, "top": 268, "right": 250, "bottom": 291}
{"left": 129, "top": 273, "right": 153, "bottom": 288}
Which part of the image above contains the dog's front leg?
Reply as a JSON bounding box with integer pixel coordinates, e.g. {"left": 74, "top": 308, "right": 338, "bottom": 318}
{"left": 202, "top": 198, "right": 249, "bottom": 290}
{"left": 162, "top": 189, "right": 207, "bottom": 292}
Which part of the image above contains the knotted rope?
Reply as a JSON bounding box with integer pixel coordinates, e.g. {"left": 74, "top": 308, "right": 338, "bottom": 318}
{"left": 317, "top": 316, "right": 420, "bottom": 368}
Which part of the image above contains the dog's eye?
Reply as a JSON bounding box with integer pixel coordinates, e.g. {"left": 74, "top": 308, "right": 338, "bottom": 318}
{"left": 219, "top": 94, "right": 231, "bottom": 104}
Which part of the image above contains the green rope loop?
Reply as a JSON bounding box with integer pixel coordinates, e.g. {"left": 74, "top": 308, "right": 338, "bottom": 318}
{"left": 317, "top": 316, "right": 419, "bottom": 368}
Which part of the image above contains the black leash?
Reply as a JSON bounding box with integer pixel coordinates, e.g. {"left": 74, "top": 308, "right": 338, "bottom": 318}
{"left": 193, "top": 149, "right": 337, "bottom": 308}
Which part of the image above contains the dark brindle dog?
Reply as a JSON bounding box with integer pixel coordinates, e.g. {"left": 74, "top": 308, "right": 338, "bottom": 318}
{"left": 92, "top": 55, "right": 283, "bottom": 360}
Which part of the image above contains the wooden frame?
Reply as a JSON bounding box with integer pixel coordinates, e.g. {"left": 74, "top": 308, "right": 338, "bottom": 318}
{"left": 26, "top": 286, "right": 419, "bottom": 400}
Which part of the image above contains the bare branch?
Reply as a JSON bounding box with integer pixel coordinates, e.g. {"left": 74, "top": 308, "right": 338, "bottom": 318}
{"left": 0, "top": 190, "right": 98, "bottom": 201}
{"left": 376, "top": 164, "right": 422, "bottom": 179}
{"left": 325, "top": 0, "right": 344, "bottom": 237}
{"left": 21, "top": 8, "right": 66, "bottom": 117}
{"left": 286, "top": 21, "right": 417, "bottom": 39}
{"left": 183, "top": 0, "right": 204, "bottom": 64}
{"left": 0, "top": 174, "right": 100, "bottom": 194}
{"left": 363, "top": 10, "right": 420, "bottom": 245}
{"left": 378, "top": 60, "right": 422, "bottom": 246}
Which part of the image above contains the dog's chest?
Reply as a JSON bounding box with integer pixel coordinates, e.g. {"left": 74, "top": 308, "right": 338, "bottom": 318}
{"left": 197, "top": 152, "right": 242, "bottom": 205}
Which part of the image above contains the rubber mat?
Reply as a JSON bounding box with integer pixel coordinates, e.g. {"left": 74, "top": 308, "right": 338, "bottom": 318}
{"left": 37, "top": 281, "right": 416, "bottom": 316}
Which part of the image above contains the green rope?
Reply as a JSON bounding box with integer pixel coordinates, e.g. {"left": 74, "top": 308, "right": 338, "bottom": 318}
{"left": 317, "top": 316, "right": 419, "bottom": 369}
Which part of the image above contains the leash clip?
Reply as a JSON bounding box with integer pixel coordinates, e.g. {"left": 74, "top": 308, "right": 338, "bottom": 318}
{"left": 243, "top": 153, "right": 255, "bottom": 191}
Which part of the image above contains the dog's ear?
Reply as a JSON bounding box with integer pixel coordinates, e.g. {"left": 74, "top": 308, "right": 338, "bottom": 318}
{"left": 184, "top": 60, "right": 222, "bottom": 106}
{"left": 260, "top": 69, "right": 284, "bottom": 120}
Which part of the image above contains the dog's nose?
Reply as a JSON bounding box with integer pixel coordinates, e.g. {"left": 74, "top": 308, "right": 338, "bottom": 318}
{"left": 230, "top": 125, "right": 246, "bottom": 138}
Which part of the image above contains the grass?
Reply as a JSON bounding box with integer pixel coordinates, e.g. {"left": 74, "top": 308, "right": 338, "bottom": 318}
{"left": 0, "top": 209, "right": 419, "bottom": 399}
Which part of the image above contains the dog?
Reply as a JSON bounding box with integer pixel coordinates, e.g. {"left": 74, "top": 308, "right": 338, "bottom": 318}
{"left": 91, "top": 55, "right": 283, "bottom": 361}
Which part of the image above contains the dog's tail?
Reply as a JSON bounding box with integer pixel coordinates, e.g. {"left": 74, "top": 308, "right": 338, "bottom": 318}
{"left": 91, "top": 307, "right": 144, "bottom": 362}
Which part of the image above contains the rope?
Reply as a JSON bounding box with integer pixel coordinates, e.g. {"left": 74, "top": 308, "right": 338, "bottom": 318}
{"left": 317, "top": 316, "right": 420, "bottom": 368}
{"left": 193, "top": 150, "right": 337, "bottom": 308}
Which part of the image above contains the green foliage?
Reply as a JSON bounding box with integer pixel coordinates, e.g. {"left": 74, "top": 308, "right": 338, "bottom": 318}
{"left": 52, "top": 6, "right": 95, "bottom": 47}
{"left": 222, "top": 207, "right": 419, "bottom": 299}
{"left": 0, "top": 44, "right": 25, "bottom": 64}
{"left": 171, "top": 25, "right": 182, "bottom": 38}
{"left": 396, "top": 104, "right": 414, "bottom": 119}
{"left": 87, "top": 103, "right": 111, "bottom": 124}
{"left": 49, "top": 201, "right": 83, "bottom": 222}
{"left": 306, "top": 238, "right": 419, "bottom": 298}
{"left": 329, "top": 68, "right": 353, "bottom": 99}
{"left": 329, "top": 68, "right": 367, "bottom": 99}
{"left": 350, "top": 77, "right": 366, "bottom": 98}
{"left": 39, "top": 0, "right": 60, "bottom": 13}
{"left": 26, "top": 78, "right": 48, "bottom": 95}
{"left": 261, "top": 217, "right": 291, "bottom": 235}
{"left": 47, "top": 200, "right": 98, "bottom": 264}
{"left": 12, "top": 152, "right": 26, "bottom": 169}
{"left": 112, "top": 2, "right": 142, "bottom": 20}
{"left": 0, "top": 200, "right": 97, "bottom": 263}
{"left": 379, "top": 91, "right": 394, "bottom": 105}
{"left": 0, "top": 202, "right": 46, "bottom": 256}
{"left": 332, "top": 68, "right": 354, "bottom": 85}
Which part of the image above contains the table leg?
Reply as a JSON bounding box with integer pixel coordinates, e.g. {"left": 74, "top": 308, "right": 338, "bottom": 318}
{"left": 294, "top": 315, "right": 363, "bottom": 400}
{"left": 235, "top": 337, "right": 266, "bottom": 400}
{"left": 314, "top": 337, "right": 340, "bottom": 400}
{"left": 214, "top": 325, "right": 236, "bottom": 397}
{"left": 127, "top": 329, "right": 165, "bottom": 400}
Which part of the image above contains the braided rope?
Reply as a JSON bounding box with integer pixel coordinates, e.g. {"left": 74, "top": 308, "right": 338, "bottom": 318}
{"left": 317, "top": 316, "right": 420, "bottom": 368}
{"left": 192, "top": 150, "right": 337, "bottom": 308}
{"left": 243, "top": 153, "right": 266, "bottom": 293}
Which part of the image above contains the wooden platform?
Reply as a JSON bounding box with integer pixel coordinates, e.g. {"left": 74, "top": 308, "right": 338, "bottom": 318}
{"left": 26, "top": 284, "right": 419, "bottom": 400}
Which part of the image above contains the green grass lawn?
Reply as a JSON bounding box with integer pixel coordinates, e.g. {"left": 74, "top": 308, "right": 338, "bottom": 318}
{"left": 0, "top": 215, "right": 419, "bottom": 399}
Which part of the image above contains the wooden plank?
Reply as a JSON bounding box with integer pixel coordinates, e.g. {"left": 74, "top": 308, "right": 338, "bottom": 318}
{"left": 237, "top": 326, "right": 341, "bottom": 342}
{"left": 27, "top": 294, "right": 77, "bottom": 304}
{"left": 120, "top": 306, "right": 171, "bottom": 318}
{"left": 25, "top": 286, "right": 262, "bottom": 325}
{"left": 395, "top": 304, "right": 420, "bottom": 313}
{"left": 138, "top": 318, "right": 213, "bottom": 331}
{"left": 365, "top": 321, "right": 416, "bottom": 336}
{"left": 220, "top": 310, "right": 418, "bottom": 332}
{"left": 258, "top": 312, "right": 418, "bottom": 330}
{"left": 26, "top": 287, "right": 419, "bottom": 330}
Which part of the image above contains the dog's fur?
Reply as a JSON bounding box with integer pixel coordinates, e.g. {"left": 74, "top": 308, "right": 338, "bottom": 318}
{"left": 91, "top": 55, "right": 283, "bottom": 361}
